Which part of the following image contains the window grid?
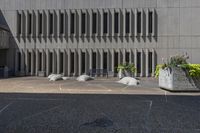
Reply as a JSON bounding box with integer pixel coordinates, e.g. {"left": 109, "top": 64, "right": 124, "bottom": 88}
{"left": 17, "top": 9, "right": 156, "bottom": 38}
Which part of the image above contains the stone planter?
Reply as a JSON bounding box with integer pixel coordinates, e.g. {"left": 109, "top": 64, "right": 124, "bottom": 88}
{"left": 159, "top": 67, "right": 200, "bottom": 91}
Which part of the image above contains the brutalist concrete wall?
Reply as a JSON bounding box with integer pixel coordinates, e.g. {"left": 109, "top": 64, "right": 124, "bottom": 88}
{"left": 0, "top": 0, "right": 200, "bottom": 71}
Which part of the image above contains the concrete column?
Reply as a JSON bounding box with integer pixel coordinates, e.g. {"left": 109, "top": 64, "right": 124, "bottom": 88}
{"left": 123, "top": 9, "right": 126, "bottom": 37}
{"left": 134, "top": 9, "right": 137, "bottom": 36}
{"left": 25, "top": 11, "right": 28, "bottom": 37}
{"left": 152, "top": 9, "right": 155, "bottom": 37}
{"left": 111, "top": 9, "right": 114, "bottom": 36}
{"left": 96, "top": 50, "right": 99, "bottom": 69}
{"left": 74, "top": 50, "right": 78, "bottom": 76}
{"left": 63, "top": 50, "right": 67, "bottom": 76}
{"left": 146, "top": 49, "right": 149, "bottom": 77}
{"left": 52, "top": 50, "right": 56, "bottom": 74}
{"left": 123, "top": 49, "right": 126, "bottom": 64}
{"left": 46, "top": 10, "right": 49, "bottom": 37}
{"left": 31, "top": 50, "right": 35, "bottom": 76}
{"left": 57, "top": 49, "right": 60, "bottom": 74}
{"left": 140, "top": 49, "right": 144, "bottom": 77}
{"left": 88, "top": 9, "right": 92, "bottom": 37}
{"left": 36, "top": 49, "right": 39, "bottom": 76}
{"left": 67, "top": 49, "right": 71, "bottom": 76}
{"left": 100, "top": 49, "right": 103, "bottom": 70}
{"left": 66, "top": 10, "right": 70, "bottom": 37}
{"left": 146, "top": 9, "right": 149, "bottom": 37}
{"left": 134, "top": 49, "right": 137, "bottom": 77}
{"left": 36, "top": 11, "right": 39, "bottom": 36}
{"left": 25, "top": 49, "right": 29, "bottom": 75}
{"left": 42, "top": 49, "right": 46, "bottom": 72}
{"left": 78, "top": 49, "right": 82, "bottom": 75}
{"left": 77, "top": 10, "right": 81, "bottom": 37}
{"left": 56, "top": 10, "right": 59, "bottom": 38}
{"left": 100, "top": 9, "right": 103, "bottom": 36}
{"left": 141, "top": 9, "right": 143, "bottom": 37}
{"left": 89, "top": 49, "right": 92, "bottom": 70}
{"left": 129, "top": 49, "right": 132, "bottom": 64}
{"left": 118, "top": 50, "right": 122, "bottom": 65}
{"left": 46, "top": 49, "right": 50, "bottom": 76}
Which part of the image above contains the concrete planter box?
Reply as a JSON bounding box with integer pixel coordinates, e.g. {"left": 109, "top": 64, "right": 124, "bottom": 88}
{"left": 159, "top": 67, "right": 200, "bottom": 91}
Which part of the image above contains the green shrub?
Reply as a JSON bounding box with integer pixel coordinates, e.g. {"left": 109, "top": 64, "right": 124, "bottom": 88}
{"left": 179, "top": 64, "right": 200, "bottom": 77}
{"left": 155, "top": 64, "right": 200, "bottom": 78}
{"left": 117, "top": 63, "right": 136, "bottom": 74}
{"left": 155, "top": 64, "right": 163, "bottom": 78}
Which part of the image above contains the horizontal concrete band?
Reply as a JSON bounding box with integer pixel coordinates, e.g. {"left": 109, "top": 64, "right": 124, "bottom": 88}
{"left": 15, "top": 48, "right": 156, "bottom": 77}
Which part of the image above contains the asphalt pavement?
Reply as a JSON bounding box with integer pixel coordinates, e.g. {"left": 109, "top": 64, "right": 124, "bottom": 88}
{"left": 0, "top": 93, "right": 199, "bottom": 133}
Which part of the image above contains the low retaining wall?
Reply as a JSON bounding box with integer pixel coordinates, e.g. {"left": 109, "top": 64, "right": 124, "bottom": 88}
{"left": 159, "top": 67, "right": 200, "bottom": 91}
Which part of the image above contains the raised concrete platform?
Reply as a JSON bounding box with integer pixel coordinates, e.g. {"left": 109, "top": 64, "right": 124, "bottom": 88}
{"left": 0, "top": 77, "right": 199, "bottom": 96}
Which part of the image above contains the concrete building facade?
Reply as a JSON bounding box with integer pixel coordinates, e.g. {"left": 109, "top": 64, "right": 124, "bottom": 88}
{"left": 0, "top": 0, "right": 200, "bottom": 77}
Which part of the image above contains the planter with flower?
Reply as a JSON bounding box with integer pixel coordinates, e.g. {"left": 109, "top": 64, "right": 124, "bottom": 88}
{"left": 155, "top": 54, "right": 200, "bottom": 91}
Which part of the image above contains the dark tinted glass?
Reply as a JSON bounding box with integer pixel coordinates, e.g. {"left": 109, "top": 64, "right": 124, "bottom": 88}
{"left": 114, "top": 12, "right": 119, "bottom": 33}
{"left": 103, "top": 12, "right": 108, "bottom": 34}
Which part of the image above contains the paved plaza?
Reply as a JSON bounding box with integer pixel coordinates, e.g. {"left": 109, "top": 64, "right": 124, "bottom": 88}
{"left": 0, "top": 77, "right": 199, "bottom": 95}
{"left": 0, "top": 77, "right": 199, "bottom": 133}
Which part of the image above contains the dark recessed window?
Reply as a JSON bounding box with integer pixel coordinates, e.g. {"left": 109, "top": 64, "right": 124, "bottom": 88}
{"left": 125, "top": 52, "right": 130, "bottom": 63}
{"left": 39, "top": 52, "right": 42, "bottom": 71}
{"left": 103, "top": 52, "right": 107, "bottom": 69}
{"left": 148, "top": 52, "right": 153, "bottom": 73}
{"left": 71, "top": 52, "right": 74, "bottom": 73}
{"left": 60, "top": 13, "right": 64, "bottom": 34}
{"left": 137, "top": 52, "right": 141, "bottom": 74}
{"left": 92, "top": 12, "right": 97, "bottom": 34}
{"left": 39, "top": 13, "right": 42, "bottom": 34}
{"left": 18, "top": 13, "right": 22, "bottom": 35}
{"left": 18, "top": 52, "right": 21, "bottom": 71}
{"left": 125, "top": 12, "right": 130, "bottom": 34}
{"left": 137, "top": 12, "right": 141, "bottom": 34}
{"left": 103, "top": 12, "right": 108, "bottom": 34}
{"left": 114, "top": 12, "right": 119, "bottom": 34}
{"left": 28, "top": 13, "right": 32, "bottom": 34}
{"left": 149, "top": 11, "right": 153, "bottom": 34}
{"left": 71, "top": 13, "right": 75, "bottom": 34}
{"left": 60, "top": 52, "right": 64, "bottom": 73}
{"left": 92, "top": 52, "right": 96, "bottom": 69}
{"left": 81, "top": 52, "right": 86, "bottom": 73}
{"left": 49, "top": 13, "right": 53, "bottom": 35}
{"left": 28, "top": 53, "right": 31, "bottom": 73}
{"left": 81, "top": 13, "right": 86, "bottom": 34}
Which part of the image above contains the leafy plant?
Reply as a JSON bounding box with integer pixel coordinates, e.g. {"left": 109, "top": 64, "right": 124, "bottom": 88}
{"left": 117, "top": 63, "right": 136, "bottom": 74}
{"left": 155, "top": 64, "right": 163, "bottom": 78}
{"left": 179, "top": 64, "right": 200, "bottom": 77}
{"left": 155, "top": 64, "right": 200, "bottom": 78}
{"left": 168, "top": 54, "right": 189, "bottom": 67}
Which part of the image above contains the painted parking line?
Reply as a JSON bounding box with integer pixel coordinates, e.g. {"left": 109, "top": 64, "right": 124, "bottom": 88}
{"left": 0, "top": 102, "right": 13, "bottom": 114}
